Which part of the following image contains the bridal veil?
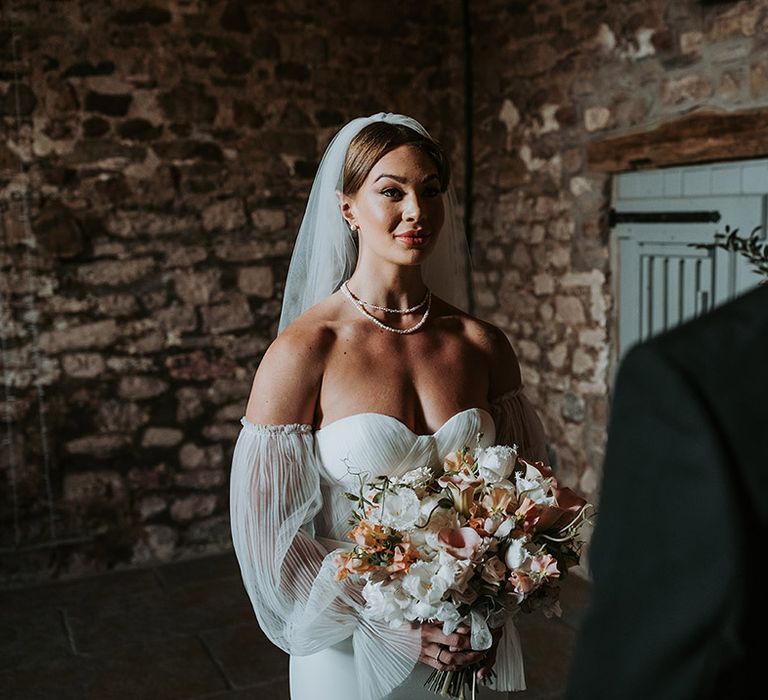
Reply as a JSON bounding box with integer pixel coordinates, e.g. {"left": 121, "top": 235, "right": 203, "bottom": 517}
{"left": 277, "top": 112, "right": 472, "bottom": 333}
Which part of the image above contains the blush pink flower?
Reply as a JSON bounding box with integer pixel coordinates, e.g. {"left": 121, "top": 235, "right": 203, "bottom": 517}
{"left": 508, "top": 570, "right": 536, "bottom": 596}
{"left": 531, "top": 553, "right": 560, "bottom": 581}
{"left": 443, "top": 449, "right": 476, "bottom": 475}
{"left": 438, "top": 526, "right": 484, "bottom": 560}
{"left": 515, "top": 487, "right": 587, "bottom": 534}
{"left": 482, "top": 485, "right": 514, "bottom": 514}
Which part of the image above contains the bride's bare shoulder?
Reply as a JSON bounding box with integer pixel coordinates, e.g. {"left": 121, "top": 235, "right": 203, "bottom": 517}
{"left": 435, "top": 299, "right": 522, "bottom": 393}
{"left": 434, "top": 298, "right": 506, "bottom": 346}
{"left": 244, "top": 296, "right": 343, "bottom": 425}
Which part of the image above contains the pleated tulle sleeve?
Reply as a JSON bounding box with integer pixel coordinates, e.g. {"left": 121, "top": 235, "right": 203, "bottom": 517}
{"left": 229, "top": 418, "right": 421, "bottom": 700}
{"left": 490, "top": 386, "right": 548, "bottom": 463}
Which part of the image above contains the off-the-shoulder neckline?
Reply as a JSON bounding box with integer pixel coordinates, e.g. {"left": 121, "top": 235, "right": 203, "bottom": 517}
{"left": 239, "top": 418, "right": 313, "bottom": 434}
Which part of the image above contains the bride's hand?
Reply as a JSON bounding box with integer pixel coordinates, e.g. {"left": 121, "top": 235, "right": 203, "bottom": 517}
{"left": 418, "top": 622, "right": 488, "bottom": 671}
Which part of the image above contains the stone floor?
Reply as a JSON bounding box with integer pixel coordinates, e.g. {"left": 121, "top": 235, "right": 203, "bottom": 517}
{"left": 0, "top": 552, "right": 591, "bottom": 700}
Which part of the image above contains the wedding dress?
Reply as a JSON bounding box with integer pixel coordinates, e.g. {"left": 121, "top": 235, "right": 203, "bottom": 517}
{"left": 230, "top": 388, "right": 547, "bottom": 700}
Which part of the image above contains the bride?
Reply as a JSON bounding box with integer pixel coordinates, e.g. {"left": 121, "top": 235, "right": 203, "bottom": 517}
{"left": 230, "top": 113, "right": 547, "bottom": 700}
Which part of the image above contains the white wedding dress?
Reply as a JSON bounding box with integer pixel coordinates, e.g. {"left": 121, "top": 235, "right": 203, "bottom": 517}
{"left": 230, "top": 388, "right": 547, "bottom": 700}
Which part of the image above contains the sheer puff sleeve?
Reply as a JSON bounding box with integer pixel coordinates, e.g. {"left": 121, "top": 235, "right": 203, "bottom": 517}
{"left": 230, "top": 418, "right": 421, "bottom": 700}
{"left": 490, "top": 386, "right": 548, "bottom": 463}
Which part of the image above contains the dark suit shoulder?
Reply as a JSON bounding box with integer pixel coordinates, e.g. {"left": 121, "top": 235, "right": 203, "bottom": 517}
{"left": 647, "top": 284, "right": 768, "bottom": 370}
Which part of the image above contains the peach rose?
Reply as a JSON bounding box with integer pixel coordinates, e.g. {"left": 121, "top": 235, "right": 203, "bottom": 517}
{"left": 480, "top": 555, "right": 507, "bottom": 585}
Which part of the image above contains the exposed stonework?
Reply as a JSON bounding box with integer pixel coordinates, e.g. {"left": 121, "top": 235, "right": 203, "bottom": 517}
{"left": 471, "top": 0, "right": 768, "bottom": 499}
{"left": 0, "top": 0, "right": 465, "bottom": 586}
{"left": 6, "top": 0, "right": 767, "bottom": 587}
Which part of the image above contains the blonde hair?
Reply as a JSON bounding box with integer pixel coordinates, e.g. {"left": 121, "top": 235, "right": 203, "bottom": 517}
{"left": 342, "top": 121, "right": 450, "bottom": 195}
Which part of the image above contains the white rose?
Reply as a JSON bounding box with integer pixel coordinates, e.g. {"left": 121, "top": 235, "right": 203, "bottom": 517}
{"left": 476, "top": 445, "right": 517, "bottom": 483}
{"left": 380, "top": 487, "right": 421, "bottom": 530}
{"left": 514, "top": 473, "right": 555, "bottom": 506}
{"left": 504, "top": 538, "right": 532, "bottom": 571}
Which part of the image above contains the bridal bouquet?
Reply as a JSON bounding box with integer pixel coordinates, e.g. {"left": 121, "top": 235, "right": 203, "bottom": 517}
{"left": 334, "top": 435, "right": 592, "bottom": 699}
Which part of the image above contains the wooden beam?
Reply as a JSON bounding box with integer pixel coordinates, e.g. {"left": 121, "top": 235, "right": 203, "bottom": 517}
{"left": 587, "top": 108, "right": 768, "bottom": 173}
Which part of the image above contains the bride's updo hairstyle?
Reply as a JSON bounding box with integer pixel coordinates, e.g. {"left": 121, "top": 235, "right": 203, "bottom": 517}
{"left": 342, "top": 122, "right": 451, "bottom": 196}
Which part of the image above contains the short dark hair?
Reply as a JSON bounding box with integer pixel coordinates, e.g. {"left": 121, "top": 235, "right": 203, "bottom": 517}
{"left": 342, "top": 121, "right": 451, "bottom": 195}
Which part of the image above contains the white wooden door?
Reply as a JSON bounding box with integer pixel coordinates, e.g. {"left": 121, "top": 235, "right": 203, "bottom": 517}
{"left": 613, "top": 161, "right": 767, "bottom": 357}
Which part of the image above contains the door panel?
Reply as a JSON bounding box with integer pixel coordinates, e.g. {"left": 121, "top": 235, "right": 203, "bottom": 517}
{"left": 614, "top": 194, "right": 765, "bottom": 356}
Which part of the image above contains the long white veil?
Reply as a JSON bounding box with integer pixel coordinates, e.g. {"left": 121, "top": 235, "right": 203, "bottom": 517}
{"left": 278, "top": 112, "right": 471, "bottom": 334}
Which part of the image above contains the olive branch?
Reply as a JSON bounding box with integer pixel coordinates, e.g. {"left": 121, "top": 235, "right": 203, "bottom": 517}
{"left": 690, "top": 225, "right": 768, "bottom": 278}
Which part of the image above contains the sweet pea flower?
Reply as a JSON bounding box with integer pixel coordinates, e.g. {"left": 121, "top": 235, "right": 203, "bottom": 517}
{"left": 508, "top": 570, "right": 536, "bottom": 597}
{"left": 491, "top": 515, "right": 515, "bottom": 539}
{"left": 334, "top": 551, "right": 377, "bottom": 580}
{"left": 443, "top": 449, "right": 476, "bottom": 475}
{"left": 349, "top": 520, "right": 389, "bottom": 551}
{"left": 438, "top": 526, "right": 484, "bottom": 560}
{"left": 531, "top": 553, "right": 560, "bottom": 581}
{"left": 386, "top": 539, "right": 420, "bottom": 574}
{"left": 482, "top": 484, "right": 516, "bottom": 515}
{"left": 515, "top": 496, "right": 546, "bottom": 534}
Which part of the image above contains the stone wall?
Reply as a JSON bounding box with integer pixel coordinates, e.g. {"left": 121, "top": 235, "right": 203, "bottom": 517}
{"left": 5, "top": 0, "right": 768, "bottom": 586}
{"left": 470, "top": 0, "right": 768, "bottom": 499}
{"left": 0, "top": 0, "right": 465, "bottom": 585}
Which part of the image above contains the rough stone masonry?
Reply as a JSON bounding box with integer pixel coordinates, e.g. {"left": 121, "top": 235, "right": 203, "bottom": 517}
{"left": 2, "top": 0, "right": 768, "bottom": 585}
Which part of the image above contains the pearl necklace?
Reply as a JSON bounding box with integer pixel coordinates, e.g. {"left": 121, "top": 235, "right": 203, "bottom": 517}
{"left": 341, "top": 281, "right": 432, "bottom": 335}
{"left": 341, "top": 281, "right": 429, "bottom": 313}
